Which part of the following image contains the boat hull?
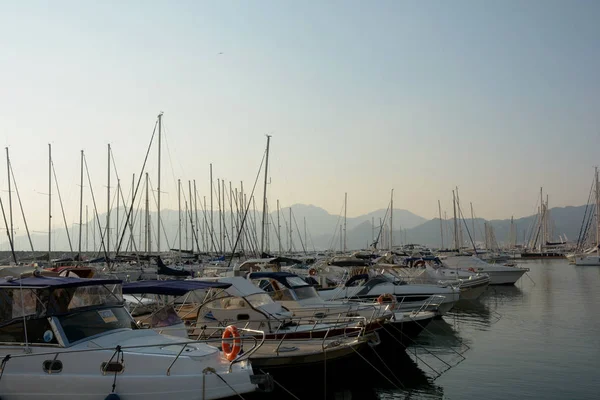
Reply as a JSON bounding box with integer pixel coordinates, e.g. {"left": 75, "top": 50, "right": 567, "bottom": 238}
{"left": 574, "top": 255, "right": 600, "bottom": 266}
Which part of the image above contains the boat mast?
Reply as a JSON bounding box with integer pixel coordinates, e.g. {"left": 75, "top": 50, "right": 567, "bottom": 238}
{"left": 178, "top": 178, "right": 182, "bottom": 255}
{"left": 438, "top": 200, "right": 444, "bottom": 249}
{"left": 193, "top": 180, "right": 198, "bottom": 253}
{"left": 48, "top": 143, "right": 52, "bottom": 262}
{"left": 156, "top": 112, "right": 163, "bottom": 255}
{"left": 217, "top": 178, "right": 222, "bottom": 253}
{"left": 470, "top": 202, "right": 475, "bottom": 245}
{"left": 106, "top": 144, "right": 111, "bottom": 259}
{"left": 210, "top": 163, "right": 213, "bottom": 253}
{"left": 277, "top": 199, "right": 281, "bottom": 254}
{"left": 343, "top": 192, "right": 347, "bottom": 252}
{"left": 145, "top": 172, "right": 149, "bottom": 253}
{"left": 189, "top": 181, "right": 195, "bottom": 253}
{"left": 85, "top": 205, "right": 89, "bottom": 252}
{"left": 5, "top": 148, "right": 13, "bottom": 249}
{"left": 452, "top": 190, "right": 458, "bottom": 250}
{"left": 260, "top": 135, "right": 271, "bottom": 254}
{"left": 539, "top": 187, "right": 543, "bottom": 252}
{"left": 304, "top": 217, "right": 307, "bottom": 252}
{"left": 229, "top": 181, "right": 234, "bottom": 253}
{"left": 389, "top": 189, "right": 393, "bottom": 251}
{"left": 78, "top": 150, "right": 84, "bottom": 260}
{"left": 116, "top": 178, "right": 120, "bottom": 252}
{"left": 595, "top": 167, "right": 600, "bottom": 256}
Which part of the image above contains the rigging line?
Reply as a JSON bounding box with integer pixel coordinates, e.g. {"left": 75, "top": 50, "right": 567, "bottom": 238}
{"left": 576, "top": 175, "right": 595, "bottom": 248}
{"left": 148, "top": 178, "right": 172, "bottom": 252}
{"left": 456, "top": 202, "right": 477, "bottom": 253}
{"left": 115, "top": 118, "right": 159, "bottom": 257}
{"left": 8, "top": 160, "right": 34, "bottom": 252}
{"left": 109, "top": 152, "right": 140, "bottom": 258}
{"left": 327, "top": 201, "right": 346, "bottom": 251}
{"left": 373, "top": 200, "right": 391, "bottom": 249}
{"left": 160, "top": 120, "right": 186, "bottom": 195}
{"left": 290, "top": 208, "right": 307, "bottom": 255}
{"left": 258, "top": 369, "right": 301, "bottom": 400}
{"left": 83, "top": 154, "right": 110, "bottom": 265}
{"left": 226, "top": 148, "right": 267, "bottom": 268}
{"left": 51, "top": 160, "right": 74, "bottom": 252}
{"left": 0, "top": 194, "right": 16, "bottom": 263}
{"left": 194, "top": 186, "right": 218, "bottom": 254}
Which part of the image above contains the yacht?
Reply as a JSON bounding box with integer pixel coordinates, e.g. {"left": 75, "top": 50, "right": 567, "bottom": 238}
{"left": 0, "top": 274, "right": 267, "bottom": 399}
{"left": 248, "top": 271, "right": 436, "bottom": 345}
{"left": 442, "top": 255, "right": 529, "bottom": 285}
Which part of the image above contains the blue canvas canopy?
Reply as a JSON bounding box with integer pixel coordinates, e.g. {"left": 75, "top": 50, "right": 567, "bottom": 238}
{"left": 123, "top": 280, "right": 231, "bottom": 296}
{"left": 0, "top": 275, "right": 121, "bottom": 289}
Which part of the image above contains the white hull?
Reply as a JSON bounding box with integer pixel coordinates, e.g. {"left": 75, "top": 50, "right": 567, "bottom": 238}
{"left": 442, "top": 256, "right": 528, "bottom": 285}
{"left": 0, "top": 330, "right": 257, "bottom": 400}
{"left": 574, "top": 255, "right": 600, "bottom": 266}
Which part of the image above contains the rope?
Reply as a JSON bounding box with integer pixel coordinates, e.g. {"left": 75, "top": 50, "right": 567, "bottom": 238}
{"left": 258, "top": 369, "right": 301, "bottom": 400}
{"left": 348, "top": 344, "right": 401, "bottom": 390}
{"left": 0, "top": 354, "right": 10, "bottom": 382}
{"left": 203, "top": 367, "right": 246, "bottom": 400}
{"left": 106, "top": 345, "right": 124, "bottom": 393}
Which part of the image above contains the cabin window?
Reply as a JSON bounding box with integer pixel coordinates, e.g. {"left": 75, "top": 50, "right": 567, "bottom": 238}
{"left": 292, "top": 286, "right": 319, "bottom": 300}
{"left": 0, "top": 318, "right": 58, "bottom": 344}
{"left": 245, "top": 293, "right": 273, "bottom": 308}
{"left": 49, "top": 284, "right": 122, "bottom": 315}
{"left": 57, "top": 306, "right": 136, "bottom": 344}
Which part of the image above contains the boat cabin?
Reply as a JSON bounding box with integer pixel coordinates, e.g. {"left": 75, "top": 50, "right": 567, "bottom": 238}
{"left": 0, "top": 275, "right": 131, "bottom": 347}
{"left": 248, "top": 271, "right": 321, "bottom": 304}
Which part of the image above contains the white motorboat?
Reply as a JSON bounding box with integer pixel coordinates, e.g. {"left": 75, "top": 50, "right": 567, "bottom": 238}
{"left": 122, "top": 278, "right": 377, "bottom": 371}
{"left": 395, "top": 257, "right": 491, "bottom": 300}
{"left": 0, "top": 274, "right": 267, "bottom": 399}
{"left": 442, "top": 255, "right": 529, "bottom": 285}
{"left": 316, "top": 270, "right": 460, "bottom": 316}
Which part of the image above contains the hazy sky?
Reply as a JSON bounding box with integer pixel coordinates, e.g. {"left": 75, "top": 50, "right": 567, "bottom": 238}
{"left": 1, "top": 0, "right": 600, "bottom": 237}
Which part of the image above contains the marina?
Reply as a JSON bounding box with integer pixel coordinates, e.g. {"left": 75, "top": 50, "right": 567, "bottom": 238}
{"left": 2, "top": 1, "right": 600, "bottom": 399}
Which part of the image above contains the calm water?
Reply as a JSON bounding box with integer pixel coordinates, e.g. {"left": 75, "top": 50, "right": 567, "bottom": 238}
{"left": 251, "top": 260, "right": 600, "bottom": 400}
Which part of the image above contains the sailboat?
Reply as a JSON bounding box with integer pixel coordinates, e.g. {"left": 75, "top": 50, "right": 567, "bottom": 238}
{"left": 575, "top": 168, "right": 600, "bottom": 266}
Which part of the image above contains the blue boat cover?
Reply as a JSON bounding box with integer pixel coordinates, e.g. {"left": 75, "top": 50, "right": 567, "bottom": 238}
{"left": 0, "top": 275, "right": 121, "bottom": 289}
{"left": 123, "top": 279, "right": 231, "bottom": 296}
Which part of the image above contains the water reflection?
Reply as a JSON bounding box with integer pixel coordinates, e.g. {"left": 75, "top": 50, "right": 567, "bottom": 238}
{"left": 250, "top": 346, "right": 444, "bottom": 400}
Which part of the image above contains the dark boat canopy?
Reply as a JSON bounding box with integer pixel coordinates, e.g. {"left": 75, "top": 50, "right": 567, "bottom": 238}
{"left": 123, "top": 280, "right": 231, "bottom": 296}
{"left": 328, "top": 257, "right": 371, "bottom": 267}
{"left": 248, "top": 271, "right": 311, "bottom": 288}
{"left": 0, "top": 275, "right": 121, "bottom": 289}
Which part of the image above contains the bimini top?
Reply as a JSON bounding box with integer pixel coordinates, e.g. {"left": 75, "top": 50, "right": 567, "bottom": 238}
{"left": 123, "top": 279, "right": 231, "bottom": 296}
{"left": 248, "top": 271, "right": 312, "bottom": 289}
{"left": 0, "top": 275, "right": 121, "bottom": 289}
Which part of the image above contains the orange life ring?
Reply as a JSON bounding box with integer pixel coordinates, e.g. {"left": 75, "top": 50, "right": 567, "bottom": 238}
{"left": 221, "top": 325, "right": 242, "bottom": 361}
{"left": 376, "top": 293, "right": 396, "bottom": 310}
{"left": 414, "top": 260, "right": 425, "bottom": 268}
{"left": 308, "top": 268, "right": 317, "bottom": 276}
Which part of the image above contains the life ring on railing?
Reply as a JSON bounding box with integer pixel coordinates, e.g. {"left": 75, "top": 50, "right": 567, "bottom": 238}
{"left": 376, "top": 293, "right": 396, "bottom": 310}
{"left": 468, "top": 267, "right": 476, "bottom": 273}
{"left": 414, "top": 260, "right": 426, "bottom": 268}
{"left": 308, "top": 268, "right": 317, "bottom": 276}
{"left": 221, "top": 325, "right": 242, "bottom": 361}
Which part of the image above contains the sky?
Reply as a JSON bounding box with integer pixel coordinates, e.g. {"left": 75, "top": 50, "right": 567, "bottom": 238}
{"left": 1, "top": 0, "right": 600, "bottom": 238}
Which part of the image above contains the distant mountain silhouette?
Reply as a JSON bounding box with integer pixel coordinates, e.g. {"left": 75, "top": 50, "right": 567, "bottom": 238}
{"left": 3, "top": 204, "right": 590, "bottom": 252}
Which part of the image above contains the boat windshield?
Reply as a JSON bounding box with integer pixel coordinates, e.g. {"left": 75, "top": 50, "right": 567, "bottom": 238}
{"left": 291, "top": 285, "right": 319, "bottom": 300}
{"left": 57, "top": 306, "right": 137, "bottom": 344}
{"left": 245, "top": 293, "right": 274, "bottom": 308}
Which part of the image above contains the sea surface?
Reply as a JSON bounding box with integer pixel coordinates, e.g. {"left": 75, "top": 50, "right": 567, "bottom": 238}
{"left": 249, "top": 259, "right": 600, "bottom": 400}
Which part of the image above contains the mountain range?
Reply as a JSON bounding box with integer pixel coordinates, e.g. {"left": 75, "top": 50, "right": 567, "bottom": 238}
{"left": 1, "top": 203, "right": 591, "bottom": 253}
